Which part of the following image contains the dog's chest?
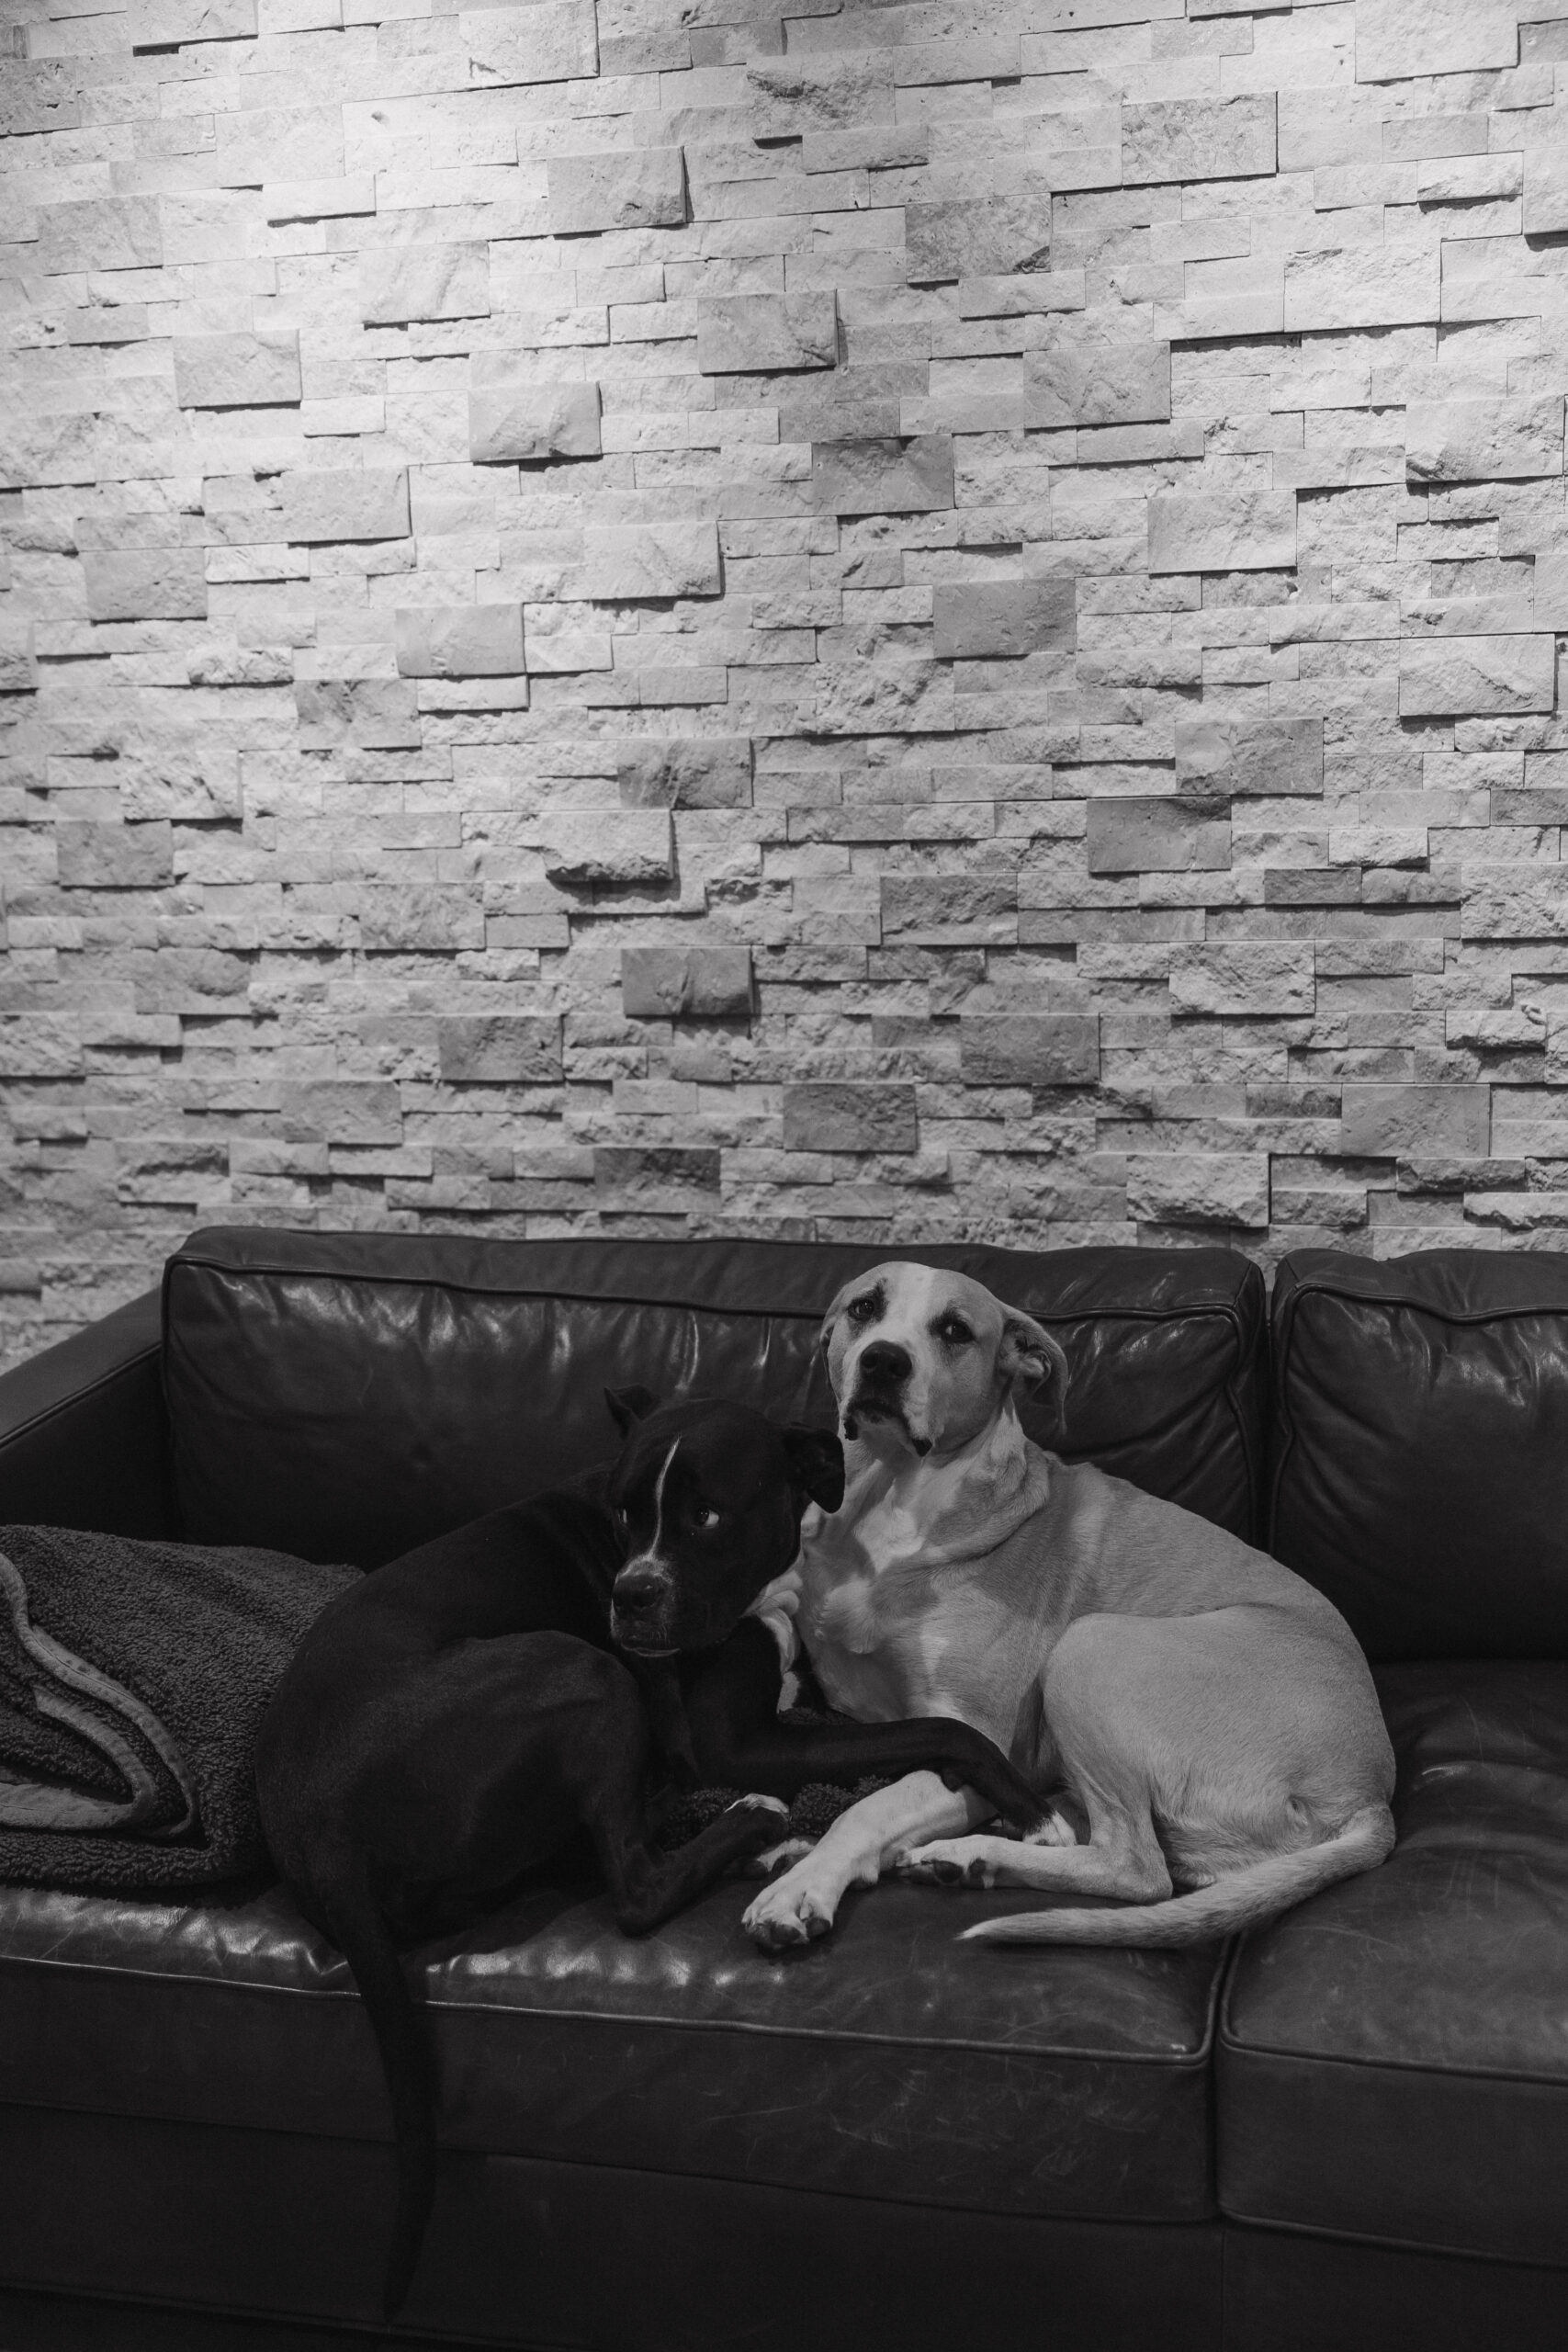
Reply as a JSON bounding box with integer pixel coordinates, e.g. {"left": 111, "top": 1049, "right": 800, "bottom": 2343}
{"left": 799, "top": 1513, "right": 999, "bottom": 1726}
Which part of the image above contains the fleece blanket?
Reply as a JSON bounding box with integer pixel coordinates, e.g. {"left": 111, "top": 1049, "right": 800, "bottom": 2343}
{"left": 0, "top": 1525, "right": 356, "bottom": 1898}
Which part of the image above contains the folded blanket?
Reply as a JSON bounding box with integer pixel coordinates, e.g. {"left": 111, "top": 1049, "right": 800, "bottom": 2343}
{"left": 0, "top": 1525, "right": 355, "bottom": 1898}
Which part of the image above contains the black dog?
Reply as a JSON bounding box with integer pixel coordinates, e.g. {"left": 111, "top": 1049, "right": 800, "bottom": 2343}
{"left": 256, "top": 1390, "right": 1041, "bottom": 2319}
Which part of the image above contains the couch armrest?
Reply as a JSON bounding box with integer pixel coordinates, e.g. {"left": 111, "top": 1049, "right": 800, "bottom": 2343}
{"left": 0, "top": 1290, "right": 178, "bottom": 1538}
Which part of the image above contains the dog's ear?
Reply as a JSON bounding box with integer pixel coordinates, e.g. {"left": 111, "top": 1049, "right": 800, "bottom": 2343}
{"left": 782, "top": 1423, "right": 846, "bottom": 1513}
{"left": 604, "top": 1385, "right": 660, "bottom": 1437}
{"left": 998, "top": 1312, "right": 1069, "bottom": 1396}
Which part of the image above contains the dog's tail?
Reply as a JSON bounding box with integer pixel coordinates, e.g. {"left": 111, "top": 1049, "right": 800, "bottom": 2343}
{"left": 960, "top": 1803, "right": 1395, "bottom": 1949}
{"left": 313, "top": 1863, "right": 436, "bottom": 2322}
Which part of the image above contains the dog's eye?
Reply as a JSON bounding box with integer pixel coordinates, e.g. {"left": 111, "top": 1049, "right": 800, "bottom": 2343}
{"left": 692, "top": 1506, "right": 720, "bottom": 1530}
{"left": 846, "top": 1295, "right": 877, "bottom": 1323}
{"left": 938, "top": 1317, "right": 974, "bottom": 1346}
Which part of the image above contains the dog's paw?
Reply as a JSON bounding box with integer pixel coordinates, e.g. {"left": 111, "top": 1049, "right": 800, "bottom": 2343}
{"left": 742, "top": 1864, "right": 840, "bottom": 1951}
{"left": 728, "top": 1792, "right": 789, "bottom": 1820}
{"left": 891, "top": 1836, "right": 999, "bottom": 1889}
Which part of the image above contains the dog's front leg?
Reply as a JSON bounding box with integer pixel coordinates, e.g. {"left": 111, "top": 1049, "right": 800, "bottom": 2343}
{"left": 742, "top": 1772, "right": 995, "bottom": 1951}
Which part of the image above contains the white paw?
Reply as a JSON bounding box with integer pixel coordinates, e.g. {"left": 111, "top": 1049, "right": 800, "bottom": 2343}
{"left": 728, "top": 1792, "right": 789, "bottom": 1820}
{"left": 891, "top": 1836, "right": 998, "bottom": 1889}
{"left": 742, "top": 1860, "right": 842, "bottom": 1950}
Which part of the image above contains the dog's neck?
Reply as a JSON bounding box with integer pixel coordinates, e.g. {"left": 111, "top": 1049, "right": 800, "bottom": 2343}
{"left": 832, "top": 1395, "right": 1051, "bottom": 1567}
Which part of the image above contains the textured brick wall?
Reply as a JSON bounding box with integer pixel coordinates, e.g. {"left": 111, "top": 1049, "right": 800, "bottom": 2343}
{"left": 5, "top": 0, "right": 1568, "bottom": 1368}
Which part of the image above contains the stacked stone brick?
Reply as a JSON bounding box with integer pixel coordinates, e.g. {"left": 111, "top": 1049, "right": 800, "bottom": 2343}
{"left": 4, "top": 0, "right": 1568, "bottom": 1365}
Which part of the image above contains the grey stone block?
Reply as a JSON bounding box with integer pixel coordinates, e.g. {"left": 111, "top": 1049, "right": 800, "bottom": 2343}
{"left": 1175, "top": 716, "right": 1324, "bottom": 797}
{"left": 881, "top": 867, "right": 1017, "bottom": 942}
{"left": 542, "top": 811, "right": 673, "bottom": 885}
{"left": 295, "top": 678, "right": 422, "bottom": 749}
{"left": 932, "top": 580, "right": 1076, "bottom": 660}
{"left": 173, "top": 331, "right": 301, "bottom": 409}
{"left": 57, "top": 822, "right": 175, "bottom": 889}
{"left": 1087, "top": 798, "right": 1230, "bottom": 874}
{"left": 461, "top": 1, "right": 600, "bottom": 86}
{"left": 1523, "top": 153, "right": 1568, "bottom": 235}
{"left": 547, "top": 147, "right": 686, "bottom": 233}
{"left": 1148, "top": 488, "right": 1297, "bottom": 573}
{"left": 1405, "top": 398, "right": 1564, "bottom": 483}
{"left": 960, "top": 1015, "right": 1100, "bottom": 1085}
{"left": 1126, "top": 1153, "right": 1269, "bottom": 1227}
{"left": 812, "top": 436, "right": 955, "bottom": 514}
{"left": 394, "top": 605, "right": 525, "bottom": 678}
{"left": 0, "top": 618, "right": 37, "bottom": 693}
{"left": 1169, "top": 944, "right": 1314, "bottom": 1015}
{"left": 38, "top": 198, "right": 162, "bottom": 274}
{"left": 469, "top": 381, "right": 601, "bottom": 463}
{"left": 1340, "top": 1086, "right": 1490, "bottom": 1158}
{"left": 1282, "top": 245, "right": 1438, "bottom": 332}
{"left": 782, "top": 1083, "right": 919, "bottom": 1152}
{"left": 215, "top": 106, "right": 343, "bottom": 187}
{"left": 570, "top": 525, "right": 721, "bottom": 600}
{"left": 360, "top": 244, "right": 490, "bottom": 326}
{"left": 82, "top": 549, "right": 208, "bottom": 622}
{"left": 1122, "top": 96, "right": 1276, "bottom": 186}
{"left": 617, "top": 738, "right": 752, "bottom": 808}
{"left": 280, "top": 1080, "right": 401, "bottom": 1143}
{"left": 1026, "top": 317, "right": 1170, "bottom": 426}
{"left": 279, "top": 470, "right": 411, "bottom": 543}
{"left": 128, "top": 0, "right": 256, "bottom": 40}
{"left": 1357, "top": 0, "right": 1519, "bottom": 81}
{"left": 359, "top": 887, "right": 486, "bottom": 952}
{"left": 593, "top": 1146, "right": 722, "bottom": 1193}
{"left": 0, "top": 1016, "right": 82, "bottom": 1079}
{"left": 437, "top": 1017, "right": 562, "bottom": 1081}
{"left": 906, "top": 192, "right": 1052, "bottom": 280}
{"left": 1461, "top": 869, "right": 1568, "bottom": 939}
{"left": 696, "top": 293, "right": 838, "bottom": 376}
{"left": 1399, "top": 636, "right": 1557, "bottom": 717}
{"left": 622, "top": 947, "right": 753, "bottom": 1018}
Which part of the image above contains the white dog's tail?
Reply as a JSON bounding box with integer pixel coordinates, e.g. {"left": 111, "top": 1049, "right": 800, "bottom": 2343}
{"left": 960, "top": 1804, "right": 1395, "bottom": 1949}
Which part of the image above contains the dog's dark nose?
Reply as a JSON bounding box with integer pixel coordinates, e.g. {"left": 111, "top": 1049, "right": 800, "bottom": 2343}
{"left": 859, "top": 1340, "right": 911, "bottom": 1384}
{"left": 614, "top": 1566, "right": 665, "bottom": 1619}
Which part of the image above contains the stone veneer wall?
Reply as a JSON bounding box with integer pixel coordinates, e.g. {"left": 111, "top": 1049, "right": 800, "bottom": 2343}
{"left": 4, "top": 0, "right": 1568, "bottom": 1367}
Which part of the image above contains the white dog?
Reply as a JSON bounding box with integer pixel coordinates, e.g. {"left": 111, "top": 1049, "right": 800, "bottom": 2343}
{"left": 743, "top": 1262, "right": 1394, "bottom": 1951}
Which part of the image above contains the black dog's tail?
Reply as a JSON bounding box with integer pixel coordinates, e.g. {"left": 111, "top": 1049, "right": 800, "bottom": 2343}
{"left": 313, "top": 1861, "right": 436, "bottom": 2323}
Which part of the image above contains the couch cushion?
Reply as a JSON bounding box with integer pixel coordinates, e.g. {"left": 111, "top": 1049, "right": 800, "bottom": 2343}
{"left": 0, "top": 1869, "right": 1223, "bottom": 2228}
{"left": 1270, "top": 1250, "right": 1568, "bottom": 1659}
{"left": 164, "top": 1229, "right": 1266, "bottom": 1566}
{"left": 1218, "top": 1661, "right": 1568, "bottom": 2266}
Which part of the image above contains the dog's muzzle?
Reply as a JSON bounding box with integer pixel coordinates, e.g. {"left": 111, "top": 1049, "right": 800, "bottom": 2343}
{"left": 842, "top": 1382, "right": 931, "bottom": 1455}
{"left": 611, "top": 1558, "right": 677, "bottom": 1655}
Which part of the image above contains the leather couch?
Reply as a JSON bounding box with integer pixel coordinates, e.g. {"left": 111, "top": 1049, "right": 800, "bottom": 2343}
{"left": 0, "top": 1227, "right": 1562, "bottom": 2352}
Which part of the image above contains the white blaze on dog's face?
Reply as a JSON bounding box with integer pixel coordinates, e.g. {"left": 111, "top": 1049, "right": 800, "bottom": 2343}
{"left": 818, "top": 1263, "right": 1067, "bottom": 1460}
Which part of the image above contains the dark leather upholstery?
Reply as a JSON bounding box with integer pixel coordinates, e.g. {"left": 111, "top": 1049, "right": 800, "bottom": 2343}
{"left": 0, "top": 1864, "right": 1221, "bottom": 2224}
{"left": 0, "top": 1290, "right": 176, "bottom": 1540}
{"left": 0, "top": 1226, "right": 1562, "bottom": 2350}
{"left": 0, "top": 2112, "right": 1225, "bottom": 2350}
{"left": 1219, "top": 1661, "right": 1568, "bottom": 2266}
{"left": 1219, "top": 2227, "right": 1568, "bottom": 2352}
{"left": 1270, "top": 1250, "right": 1568, "bottom": 1658}
{"left": 164, "top": 1230, "right": 1268, "bottom": 1566}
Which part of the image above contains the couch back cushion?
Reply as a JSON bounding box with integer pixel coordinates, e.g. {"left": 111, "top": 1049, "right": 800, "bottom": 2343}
{"left": 1270, "top": 1250, "right": 1568, "bottom": 1661}
{"left": 163, "top": 1230, "right": 1267, "bottom": 1568}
